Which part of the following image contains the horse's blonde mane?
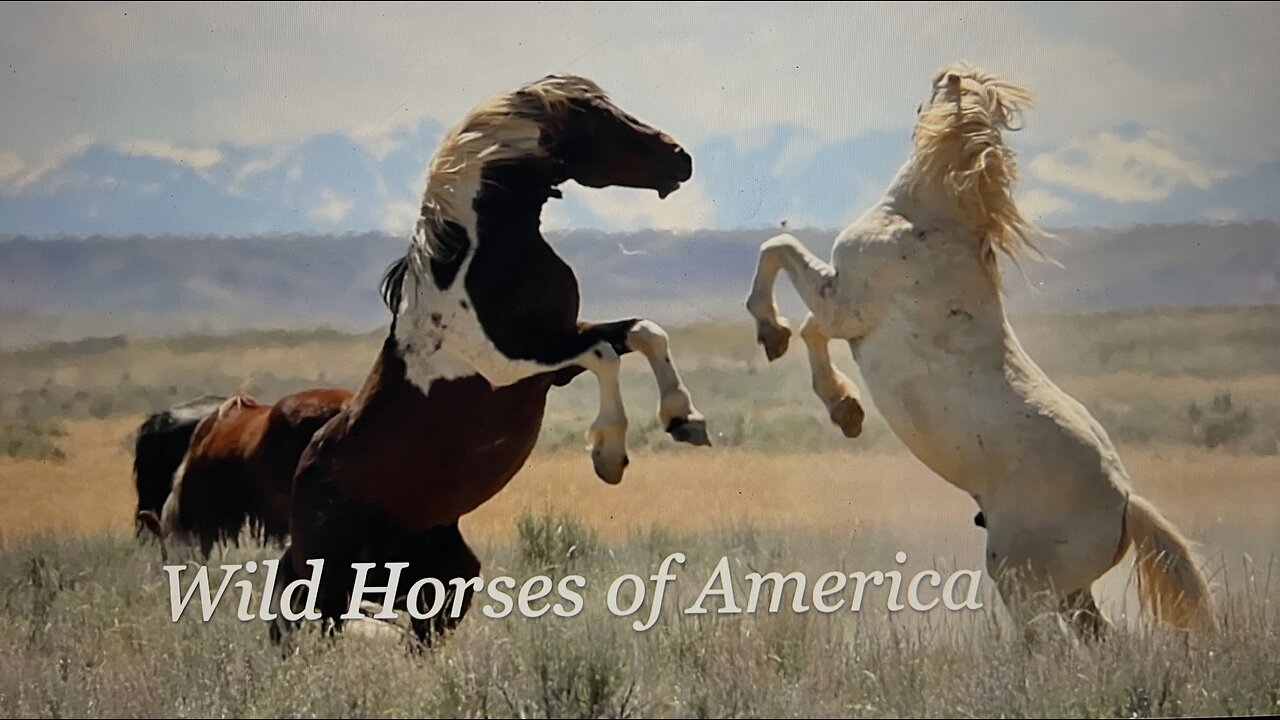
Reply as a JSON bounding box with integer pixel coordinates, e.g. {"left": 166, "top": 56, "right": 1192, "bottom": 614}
{"left": 216, "top": 393, "right": 259, "bottom": 420}
{"left": 382, "top": 76, "right": 609, "bottom": 313}
{"left": 415, "top": 75, "right": 608, "bottom": 256}
{"left": 908, "top": 62, "right": 1045, "bottom": 280}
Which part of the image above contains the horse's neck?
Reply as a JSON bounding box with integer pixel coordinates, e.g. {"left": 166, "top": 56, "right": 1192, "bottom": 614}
{"left": 881, "top": 157, "right": 969, "bottom": 231}
{"left": 855, "top": 159, "right": 1019, "bottom": 370}
{"left": 470, "top": 160, "right": 558, "bottom": 255}
{"left": 403, "top": 158, "right": 560, "bottom": 310}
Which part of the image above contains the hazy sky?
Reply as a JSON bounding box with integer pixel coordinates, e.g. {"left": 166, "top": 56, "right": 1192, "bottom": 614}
{"left": 1, "top": 2, "right": 1278, "bottom": 233}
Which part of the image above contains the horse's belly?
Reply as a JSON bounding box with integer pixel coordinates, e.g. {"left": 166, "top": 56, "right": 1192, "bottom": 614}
{"left": 334, "top": 374, "right": 552, "bottom": 535}
{"left": 854, "top": 333, "right": 1007, "bottom": 495}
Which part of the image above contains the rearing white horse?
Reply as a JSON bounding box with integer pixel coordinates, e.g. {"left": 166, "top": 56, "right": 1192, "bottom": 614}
{"left": 746, "top": 62, "right": 1214, "bottom": 635}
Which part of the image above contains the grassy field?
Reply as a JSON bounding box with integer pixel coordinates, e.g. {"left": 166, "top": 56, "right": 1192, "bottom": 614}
{"left": 1, "top": 305, "right": 1279, "bottom": 716}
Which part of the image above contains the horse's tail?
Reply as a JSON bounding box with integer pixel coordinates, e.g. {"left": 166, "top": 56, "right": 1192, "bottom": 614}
{"left": 1122, "top": 493, "right": 1216, "bottom": 634}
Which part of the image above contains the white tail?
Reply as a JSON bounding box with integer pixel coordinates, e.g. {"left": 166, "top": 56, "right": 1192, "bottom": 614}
{"left": 1123, "top": 494, "right": 1216, "bottom": 634}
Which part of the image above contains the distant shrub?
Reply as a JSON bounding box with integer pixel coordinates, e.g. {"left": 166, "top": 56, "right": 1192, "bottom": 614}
{"left": 1188, "top": 392, "right": 1271, "bottom": 455}
{"left": 1, "top": 420, "right": 69, "bottom": 462}
{"left": 87, "top": 397, "right": 113, "bottom": 419}
{"left": 516, "top": 510, "right": 598, "bottom": 573}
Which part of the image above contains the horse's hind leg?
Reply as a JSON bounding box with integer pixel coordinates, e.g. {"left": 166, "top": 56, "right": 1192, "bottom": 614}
{"left": 799, "top": 314, "right": 864, "bottom": 438}
{"left": 1062, "top": 588, "right": 1111, "bottom": 641}
{"left": 405, "top": 524, "right": 482, "bottom": 647}
{"left": 746, "top": 233, "right": 837, "bottom": 361}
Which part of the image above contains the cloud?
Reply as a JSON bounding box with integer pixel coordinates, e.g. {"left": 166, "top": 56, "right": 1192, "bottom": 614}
{"left": 772, "top": 132, "right": 823, "bottom": 177}
{"left": 227, "top": 145, "right": 294, "bottom": 195}
{"left": 7, "top": 3, "right": 1274, "bottom": 166}
{"left": 1017, "top": 188, "right": 1077, "bottom": 222}
{"left": 1029, "top": 130, "right": 1228, "bottom": 203}
{"left": 349, "top": 116, "right": 419, "bottom": 162}
{"left": 0, "top": 151, "right": 24, "bottom": 184}
{"left": 309, "top": 188, "right": 352, "bottom": 224}
{"left": 540, "top": 198, "right": 575, "bottom": 234}
{"left": 116, "top": 140, "right": 223, "bottom": 169}
{"left": 381, "top": 199, "right": 418, "bottom": 235}
{"left": 7, "top": 135, "right": 95, "bottom": 194}
{"left": 562, "top": 181, "right": 715, "bottom": 233}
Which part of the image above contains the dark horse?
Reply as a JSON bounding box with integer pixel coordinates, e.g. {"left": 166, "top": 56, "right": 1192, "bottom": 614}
{"left": 273, "top": 75, "right": 708, "bottom": 643}
{"left": 132, "top": 394, "right": 226, "bottom": 534}
{"left": 140, "top": 388, "right": 352, "bottom": 557}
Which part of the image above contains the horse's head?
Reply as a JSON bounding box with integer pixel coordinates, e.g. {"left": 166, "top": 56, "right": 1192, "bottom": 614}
{"left": 523, "top": 75, "right": 692, "bottom": 198}
{"left": 917, "top": 62, "right": 1031, "bottom": 133}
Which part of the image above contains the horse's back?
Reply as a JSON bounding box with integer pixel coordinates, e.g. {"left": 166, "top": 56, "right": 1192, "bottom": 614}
{"left": 262, "top": 388, "right": 353, "bottom": 459}
{"left": 256, "top": 388, "right": 353, "bottom": 508}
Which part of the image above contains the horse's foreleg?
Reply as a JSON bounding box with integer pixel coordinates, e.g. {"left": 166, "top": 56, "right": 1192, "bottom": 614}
{"left": 576, "top": 342, "right": 629, "bottom": 484}
{"left": 267, "top": 544, "right": 303, "bottom": 648}
{"left": 578, "top": 319, "right": 709, "bottom": 447}
{"left": 746, "top": 234, "right": 837, "bottom": 361}
{"left": 799, "top": 314, "right": 865, "bottom": 438}
{"left": 474, "top": 325, "right": 632, "bottom": 482}
{"left": 627, "top": 320, "right": 710, "bottom": 446}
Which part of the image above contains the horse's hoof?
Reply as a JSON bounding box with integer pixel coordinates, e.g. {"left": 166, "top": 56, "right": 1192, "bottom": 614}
{"left": 268, "top": 617, "right": 303, "bottom": 657}
{"left": 667, "top": 416, "right": 712, "bottom": 447}
{"left": 591, "top": 447, "right": 627, "bottom": 485}
{"left": 756, "top": 320, "right": 792, "bottom": 361}
{"left": 829, "top": 396, "right": 865, "bottom": 438}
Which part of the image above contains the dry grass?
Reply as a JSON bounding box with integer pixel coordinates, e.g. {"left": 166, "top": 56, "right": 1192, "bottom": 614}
{"left": 1, "top": 308, "right": 1278, "bottom": 717}
{"left": 0, "top": 418, "right": 139, "bottom": 541}
{"left": 3, "top": 420, "right": 1276, "bottom": 607}
{"left": 8, "top": 421, "right": 1276, "bottom": 550}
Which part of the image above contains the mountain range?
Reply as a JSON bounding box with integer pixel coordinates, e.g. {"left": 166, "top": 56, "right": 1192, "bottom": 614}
{"left": 1, "top": 222, "right": 1277, "bottom": 349}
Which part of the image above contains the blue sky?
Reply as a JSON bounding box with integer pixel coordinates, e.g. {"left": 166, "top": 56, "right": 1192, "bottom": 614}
{"left": 1, "top": 2, "right": 1277, "bottom": 235}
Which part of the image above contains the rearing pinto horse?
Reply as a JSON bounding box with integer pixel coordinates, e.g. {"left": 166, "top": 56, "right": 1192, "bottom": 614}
{"left": 746, "top": 62, "right": 1214, "bottom": 635}
{"left": 276, "top": 75, "right": 708, "bottom": 642}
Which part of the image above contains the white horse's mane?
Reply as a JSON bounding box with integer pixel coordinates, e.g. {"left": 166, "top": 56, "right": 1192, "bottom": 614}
{"left": 905, "top": 62, "right": 1045, "bottom": 281}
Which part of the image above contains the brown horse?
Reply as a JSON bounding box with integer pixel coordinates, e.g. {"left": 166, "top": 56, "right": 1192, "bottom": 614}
{"left": 273, "top": 75, "right": 708, "bottom": 643}
{"left": 140, "top": 388, "right": 352, "bottom": 557}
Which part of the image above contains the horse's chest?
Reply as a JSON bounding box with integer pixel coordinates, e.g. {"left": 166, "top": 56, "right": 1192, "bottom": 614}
{"left": 398, "top": 249, "right": 578, "bottom": 389}
{"left": 854, "top": 323, "right": 998, "bottom": 494}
